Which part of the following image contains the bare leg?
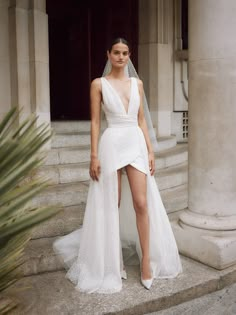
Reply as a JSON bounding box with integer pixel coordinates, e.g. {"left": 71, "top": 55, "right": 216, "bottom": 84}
{"left": 125, "top": 165, "right": 151, "bottom": 280}
{"left": 117, "top": 169, "right": 122, "bottom": 208}
{"left": 117, "top": 169, "right": 126, "bottom": 275}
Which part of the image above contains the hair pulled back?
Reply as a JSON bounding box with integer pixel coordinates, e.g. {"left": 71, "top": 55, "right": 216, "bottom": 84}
{"left": 107, "top": 37, "right": 130, "bottom": 53}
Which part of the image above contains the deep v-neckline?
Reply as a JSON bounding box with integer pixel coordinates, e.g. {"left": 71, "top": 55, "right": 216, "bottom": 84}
{"left": 104, "top": 77, "right": 133, "bottom": 115}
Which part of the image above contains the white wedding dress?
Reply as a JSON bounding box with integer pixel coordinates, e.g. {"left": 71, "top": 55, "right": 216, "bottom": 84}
{"left": 53, "top": 77, "right": 182, "bottom": 293}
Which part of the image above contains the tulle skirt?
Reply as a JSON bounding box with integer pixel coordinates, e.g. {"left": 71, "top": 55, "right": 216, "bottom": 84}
{"left": 53, "top": 126, "right": 182, "bottom": 293}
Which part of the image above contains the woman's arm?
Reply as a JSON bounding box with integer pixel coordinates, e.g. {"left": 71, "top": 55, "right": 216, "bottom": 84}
{"left": 89, "top": 78, "right": 102, "bottom": 181}
{"left": 137, "top": 79, "right": 155, "bottom": 176}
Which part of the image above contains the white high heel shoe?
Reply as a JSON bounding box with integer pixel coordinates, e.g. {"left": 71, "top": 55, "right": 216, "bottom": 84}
{"left": 141, "top": 275, "right": 153, "bottom": 290}
{"left": 140, "top": 260, "right": 153, "bottom": 289}
{"left": 121, "top": 269, "right": 127, "bottom": 280}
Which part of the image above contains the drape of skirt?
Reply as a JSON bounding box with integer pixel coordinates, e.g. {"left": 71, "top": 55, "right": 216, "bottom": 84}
{"left": 53, "top": 126, "right": 182, "bottom": 293}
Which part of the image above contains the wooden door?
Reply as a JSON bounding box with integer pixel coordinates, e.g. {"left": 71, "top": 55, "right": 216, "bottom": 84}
{"left": 47, "top": 0, "right": 138, "bottom": 120}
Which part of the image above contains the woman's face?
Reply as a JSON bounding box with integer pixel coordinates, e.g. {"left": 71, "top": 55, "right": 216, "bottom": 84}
{"left": 107, "top": 43, "right": 130, "bottom": 69}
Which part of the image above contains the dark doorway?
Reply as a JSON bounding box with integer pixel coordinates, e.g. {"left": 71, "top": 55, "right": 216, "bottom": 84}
{"left": 181, "top": 0, "right": 188, "bottom": 49}
{"left": 47, "top": 1, "right": 138, "bottom": 120}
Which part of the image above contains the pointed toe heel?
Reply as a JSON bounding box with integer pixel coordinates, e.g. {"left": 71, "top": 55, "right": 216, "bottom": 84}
{"left": 121, "top": 269, "right": 127, "bottom": 280}
{"left": 141, "top": 276, "right": 153, "bottom": 290}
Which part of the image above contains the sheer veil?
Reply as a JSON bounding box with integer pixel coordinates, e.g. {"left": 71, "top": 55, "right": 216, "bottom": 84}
{"left": 102, "top": 59, "right": 159, "bottom": 152}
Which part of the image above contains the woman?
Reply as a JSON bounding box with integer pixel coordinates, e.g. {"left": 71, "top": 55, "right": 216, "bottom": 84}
{"left": 53, "top": 38, "right": 182, "bottom": 294}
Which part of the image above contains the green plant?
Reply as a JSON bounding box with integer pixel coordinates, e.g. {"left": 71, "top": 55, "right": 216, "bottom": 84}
{"left": 0, "top": 108, "right": 60, "bottom": 313}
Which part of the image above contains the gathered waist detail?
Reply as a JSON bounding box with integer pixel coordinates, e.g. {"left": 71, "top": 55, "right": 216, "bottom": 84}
{"left": 106, "top": 114, "right": 138, "bottom": 128}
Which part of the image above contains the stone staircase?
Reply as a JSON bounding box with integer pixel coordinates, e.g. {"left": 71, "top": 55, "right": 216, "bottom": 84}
{"left": 22, "top": 121, "right": 188, "bottom": 277}
{"left": 9, "top": 122, "right": 236, "bottom": 314}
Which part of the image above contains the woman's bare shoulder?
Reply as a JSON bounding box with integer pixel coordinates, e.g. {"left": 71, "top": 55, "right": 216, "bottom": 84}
{"left": 134, "top": 78, "right": 143, "bottom": 92}
{"left": 91, "top": 78, "right": 102, "bottom": 91}
{"left": 132, "top": 77, "right": 143, "bottom": 87}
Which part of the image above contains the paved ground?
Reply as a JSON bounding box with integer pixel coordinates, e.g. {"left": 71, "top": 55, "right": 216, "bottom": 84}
{"left": 147, "top": 282, "right": 236, "bottom": 315}
{"left": 4, "top": 256, "right": 236, "bottom": 315}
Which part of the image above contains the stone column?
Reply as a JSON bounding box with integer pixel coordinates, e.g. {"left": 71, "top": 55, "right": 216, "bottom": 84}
{"left": 9, "top": 0, "right": 32, "bottom": 122}
{"left": 28, "top": 0, "right": 50, "bottom": 126}
{"left": 0, "top": 0, "right": 12, "bottom": 121}
{"left": 138, "top": 0, "right": 173, "bottom": 137}
{"left": 173, "top": 0, "right": 236, "bottom": 269}
{"left": 3, "top": 0, "right": 50, "bottom": 126}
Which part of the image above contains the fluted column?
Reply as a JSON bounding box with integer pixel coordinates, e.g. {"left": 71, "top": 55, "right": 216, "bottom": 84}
{"left": 173, "top": 0, "right": 236, "bottom": 269}
{"left": 9, "top": 1, "right": 31, "bottom": 122}
{"left": 0, "top": 0, "right": 12, "bottom": 121}
{"left": 28, "top": 0, "right": 50, "bottom": 126}
{"left": 5, "top": 0, "right": 50, "bottom": 126}
{"left": 138, "top": 0, "right": 173, "bottom": 137}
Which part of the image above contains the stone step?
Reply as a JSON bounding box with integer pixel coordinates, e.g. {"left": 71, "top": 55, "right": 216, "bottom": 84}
{"left": 31, "top": 205, "right": 84, "bottom": 239}
{"left": 51, "top": 120, "right": 107, "bottom": 133}
{"left": 22, "top": 236, "right": 62, "bottom": 276}
{"left": 26, "top": 218, "right": 190, "bottom": 277}
{"left": 39, "top": 145, "right": 187, "bottom": 185}
{"left": 51, "top": 132, "right": 177, "bottom": 151}
{"left": 161, "top": 184, "right": 188, "bottom": 214}
{"left": 156, "top": 143, "right": 187, "bottom": 169}
{"left": 31, "top": 163, "right": 187, "bottom": 208}
{"left": 51, "top": 132, "right": 90, "bottom": 148}
{"left": 148, "top": 282, "right": 236, "bottom": 315}
{"left": 156, "top": 162, "right": 187, "bottom": 191}
{"left": 45, "top": 145, "right": 90, "bottom": 166}
{"left": 156, "top": 135, "right": 177, "bottom": 151}
{"left": 36, "top": 162, "right": 90, "bottom": 185}
{"left": 44, "top": 143, "right": 187, "bottom": 166}
{"left": 10, "top": 256, "right": 236, "bottom": 315}
{"left": 31, "top": 184, "right": 188, "bottom": 240}
{"left": 30, "top": 181, "right": 88, "bottom": 209}
{"left": 24, "top": 208, "right": 187, "bottom": 277}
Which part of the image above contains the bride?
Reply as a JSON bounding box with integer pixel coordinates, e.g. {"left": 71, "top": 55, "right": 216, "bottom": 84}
{"left": 53, "top": 37, "right": 182, "bottom": 293}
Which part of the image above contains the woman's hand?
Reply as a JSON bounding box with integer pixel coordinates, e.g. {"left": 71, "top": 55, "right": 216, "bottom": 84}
{"left": 148, "top": 151, "right": 155, "bottom": 176}
{"left": 89, "top": 157, "right": 101, "bottom": 181}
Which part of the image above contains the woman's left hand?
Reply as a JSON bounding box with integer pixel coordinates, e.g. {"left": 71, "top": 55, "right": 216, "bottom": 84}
{"left": 148, "top": 151, "right": 155, "bottom": 176}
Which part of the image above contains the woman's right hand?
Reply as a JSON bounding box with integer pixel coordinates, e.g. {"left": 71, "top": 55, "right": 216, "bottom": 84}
{"left": 89, "top": 157, "right": 101, "bottom": 181}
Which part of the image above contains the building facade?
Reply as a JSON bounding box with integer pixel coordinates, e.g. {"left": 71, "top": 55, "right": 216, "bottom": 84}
{"left": 0, "top": 0, "right": 235, "bottom": 271}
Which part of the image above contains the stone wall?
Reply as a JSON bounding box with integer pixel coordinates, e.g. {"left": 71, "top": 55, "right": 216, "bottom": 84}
{"left": 0, "top": 0, "right": 50, "bottom": 126}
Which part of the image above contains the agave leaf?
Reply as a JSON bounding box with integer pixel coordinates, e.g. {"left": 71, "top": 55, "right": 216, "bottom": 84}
{"left": 0, "top": 263, "right": 23, "bottom": 283}
{"left": 0, "top": 277, "right": 20, "bottom": 293}
{"left": 0, "top": 180, "right": 48, "bottom": 214}
{"left": 0, "top": 296, "right": 18, "bottom": 314}
{"left": 0, "top": 206, "right": 59, "bottom": 239}
{"left": 0, "top": 112, "right": 37, "bottom": 141}
{"left": 0, "top": 133, "right": 43, "bottom": 169}
{"left": 0, "top": 181, "right": 47, "bottom": 207}
{"left": 0, "top": 116, "right": 51, "bottom": 161}
{"left": 12, "top": 115, "right": 38, "bottom": 138}
{"left": 0, "top": 114, "right": 28, "bottom": 144}
{"left": 0, "top": 151, "right": 42, "bottom": 183}
{"left": 11, "top": 116, "right": 33, "bottom": 139}
{"left": 0, "top": 129, "right": 51, "bottom": 173}
{"left": 0, "top": 231, "right": 30, "bottom": 261}
{"left": 0, "top": 107, "right": 18, "bottom": 135}
{"left": 0, "top": 158, "right": 45, "bottom": 196}
{"left": 0, "top": 108, "right": 60, "bottom": 294}
{"left": 0, "top": 232, "right": 30, "bottom": 292}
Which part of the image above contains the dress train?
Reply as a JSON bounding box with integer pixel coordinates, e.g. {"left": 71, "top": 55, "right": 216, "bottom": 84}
{"left": 53, "top": 77, "right": 182, "bottom": 293}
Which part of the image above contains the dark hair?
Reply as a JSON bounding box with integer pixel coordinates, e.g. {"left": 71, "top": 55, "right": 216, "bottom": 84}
{"left": 107, "top": 37, "right": 130, "bottom": 53}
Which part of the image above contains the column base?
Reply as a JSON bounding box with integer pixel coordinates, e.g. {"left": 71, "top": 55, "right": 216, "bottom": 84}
{"left": 172, "top": 221, "right": 236, "bottom": 270}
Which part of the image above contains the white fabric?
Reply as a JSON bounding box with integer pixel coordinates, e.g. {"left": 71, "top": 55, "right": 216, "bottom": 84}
{"left": 102, "top": 59, "right": 159, "bottom": 152}
{"left": 53, "top": 77, "right": 182, "bottom": 294}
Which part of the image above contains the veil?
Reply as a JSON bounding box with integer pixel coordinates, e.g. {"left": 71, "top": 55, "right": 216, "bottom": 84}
{"left": 102, "top": 59, "right": 159, "bottom": 152}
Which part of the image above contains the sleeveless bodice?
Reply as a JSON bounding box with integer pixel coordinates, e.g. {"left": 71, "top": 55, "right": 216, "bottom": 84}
{"left": 52, "top": 76, "right": 182, "bottom": 294}
{"left": 100, "top": 77, "right": 146, "bottom": 172}
{"left": 101, "top": 77, "right": 140, "bottom": 128}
